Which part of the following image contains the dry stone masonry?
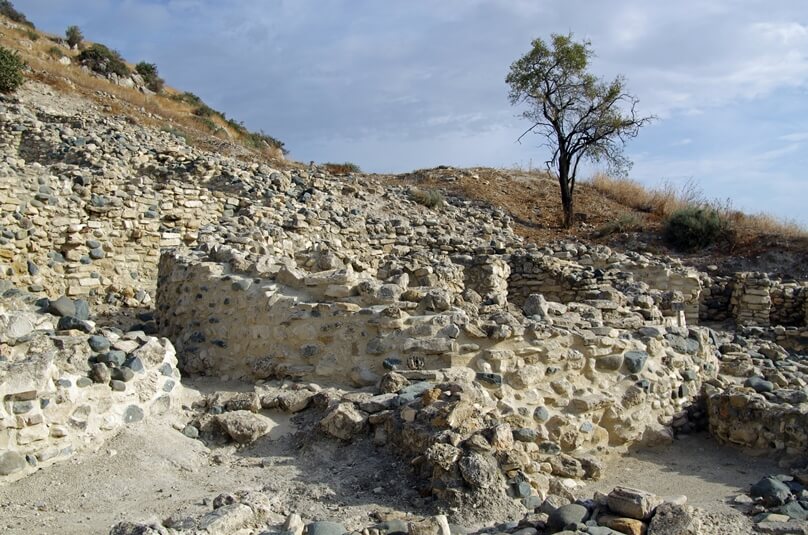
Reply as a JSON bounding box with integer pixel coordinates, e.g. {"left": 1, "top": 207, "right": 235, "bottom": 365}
{"left": 1, "top": 79, "right": 808, "bottom": 534}
{"left": 0, "top": 287, "right": 181, "bottom": 482}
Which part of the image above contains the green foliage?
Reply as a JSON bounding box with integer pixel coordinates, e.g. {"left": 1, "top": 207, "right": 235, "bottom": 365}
{"left": 242, "top": 130, "right": 287, "bottom": 155}
{"left": 192, "top": 104, "right": 217, "bottom": 118}
{"left": 0, "top": 1, "right": 34, "bottom": 28}
{"left": 65, "top": 25, "right": 83, "bottom": 48}
{"left": 192, "top": 115, "right": 216, "bottom": 131}
{"left": 594, "top": 213, "right": 643, "bottom": 238}
{"left": 506, "top": 33, "right": 652, "bottom": 227}
{"left": 323, "top": 162, "right": 361, "bottom": 174}
{"left": 0, "top": 46, "right": 25, "bottom": 93}
{"left": 411, "top": 188, "right": 444, "bottom": 209}
{"left": 25, "top": 28, "right": 37, "bottom": 41}
{"left": 135, "top": 61, "right": 164, "bottom": 93}
{"left": 78, "top": 44, "right": 130, "bottom": 77}
{"left": 663, "top": 207, "right": 728, "bottom": 251}
{"left": 169, "top": 91, "right": 203, "bottom": 106}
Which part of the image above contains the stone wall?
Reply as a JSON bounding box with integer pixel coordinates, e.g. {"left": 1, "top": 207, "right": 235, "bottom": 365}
{"left": 157, "top": 246, "right": 720, "bottom": 461}
{"left": 507, "top": 249, "right": 702, "bottom": 324}
{"left": 0, "top": 294, "right": 181, "bottom": 482}
{"left": 730, "top": 272, "right": 773, "bottom": 327}
{"left": 706, "top": 386, "right": 808, "bottom": 456}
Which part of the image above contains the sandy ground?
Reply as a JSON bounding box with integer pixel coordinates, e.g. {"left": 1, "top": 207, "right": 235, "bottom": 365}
{"left": 0, "top": 382, "right": 780, "bottom": 535}
{"left": 0, "top": 379, "right": 430, "bottom": 535}
{"left": 584, "top": 432, "right": 782, "bottom": 534}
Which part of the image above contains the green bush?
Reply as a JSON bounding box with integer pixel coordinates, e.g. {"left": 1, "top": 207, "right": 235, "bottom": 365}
{"left": 0, "top": 1, "right": 34, "bottom": 28}
{"left": 411, "top": 188, "right": 444, "bottom": 209}
{"left": 78, "top": 44, "right": 130, "bottom": 77}
{"left": 663, "top": 207, "right": 728, "bottom": 251}
{"left": 25, "top": 28, "right": 38, "bottom": 41}
{"left": 65, "top": 25, "right": 83, "bottom": 48}
{"left": 169, "top": 91, "right": 203, "bottom": 106}
{"left": 135, "top": 61, "right": 164, "bottom": 93}
{"left": 0, "top": 46, "right": 25, "bottom": 93}
{"left": 192, "top": 104, "right": 216, "bottom": 118}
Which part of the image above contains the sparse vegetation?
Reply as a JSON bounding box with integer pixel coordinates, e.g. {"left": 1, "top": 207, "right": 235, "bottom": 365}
{"left": 47, "top": 46, "right": 64, "bottom": 59}
{"left": 323, "top": 162, "right": 361, "bottom": 174}
{"left": 25, "top": 29, "right": 38, "bottom": 41}
{"left": 78, "top": 44, "right": 130, "bottom": 77}
{"left": 160, "top": 125, "right": 189, "bottom": 144}
{"left": 0, "top": 45, "right": 25, "bottom": 93}
{"left": 411, "top": 188, "right": 444, "bottom": 209}
{"left": 168, "top": 91, "right": 203, "bottom": 106}
{"left": 663, "top": 206, "right": 728, "bottom": 251}
{"left": 65, "top": 25, "right": 83, "bottom": 49}
{"left": 594, "top": 213, "right": 644, "bottom": 238}
{"left": 0, "top": 0, "right": 34, "bottom": 28}
{"left": 135, "top": 61, "right": 164, "bottom": 93}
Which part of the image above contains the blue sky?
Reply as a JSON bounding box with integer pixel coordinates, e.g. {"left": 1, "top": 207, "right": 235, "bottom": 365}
{"left": 15, "top": 0, "right": 808, "bottom": 224}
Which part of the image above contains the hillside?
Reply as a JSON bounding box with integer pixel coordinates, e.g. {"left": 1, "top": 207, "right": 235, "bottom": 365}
{"left": 1, "top": 12, "right": 806, "bottom": 281}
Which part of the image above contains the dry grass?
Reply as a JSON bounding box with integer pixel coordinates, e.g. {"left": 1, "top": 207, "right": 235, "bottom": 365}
{"left": 587, "top": 172, "right": 807, "bottom": 245}
{"left": 588, "top": 172, "right": 702, "bottom": 218}
{"left": 0, "top": 19, "right": 287, "bottom": 164}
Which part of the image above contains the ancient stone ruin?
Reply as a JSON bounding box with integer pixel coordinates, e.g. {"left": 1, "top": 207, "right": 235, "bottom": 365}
{"left": 2, "top": 80, "right": 808, "bottom": 534}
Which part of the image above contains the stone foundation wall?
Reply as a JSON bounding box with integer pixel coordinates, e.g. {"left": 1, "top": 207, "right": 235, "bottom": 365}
{"left": 507, "top": 251, "right": 702, "bottom": 324}
{"left": 770, "top": 282, "right": 806, "bottom": 326}
{"left": 698, "top": 277, "right": 733, "bottom": 323}
{"left": 706, "top": 386, "right": 808, "bottom": 456}
{"left": 0, "top": 111, "right": 240, "bottom": 304}
{"left": 730, "top": 272, "right": 773, "bottom": 327}
{"left": 0, "top": 297, "right": 181, "bottom": 483}
{"left": 157, "top": 247, "right": 720, "bottom": 460}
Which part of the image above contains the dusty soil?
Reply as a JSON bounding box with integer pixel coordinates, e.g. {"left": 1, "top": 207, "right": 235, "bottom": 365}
{"left": 0, "top": 379, "right": 431, "bottom": 535}
{"left": 585, "top": 432, "right": 782, "bottom": 534}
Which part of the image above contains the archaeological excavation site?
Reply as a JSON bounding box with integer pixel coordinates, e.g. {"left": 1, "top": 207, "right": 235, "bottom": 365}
{"left": 2, "top": 7, "right": 808, "bottom": 535}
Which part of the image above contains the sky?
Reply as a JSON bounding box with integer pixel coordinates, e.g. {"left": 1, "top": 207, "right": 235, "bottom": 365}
{"left": 15, "top": 0, "right": 808, "bottom": 224}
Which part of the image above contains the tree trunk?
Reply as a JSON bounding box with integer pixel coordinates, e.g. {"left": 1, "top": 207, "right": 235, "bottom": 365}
{"left": 558, "top": 159, "right": 574, "bottom": 228}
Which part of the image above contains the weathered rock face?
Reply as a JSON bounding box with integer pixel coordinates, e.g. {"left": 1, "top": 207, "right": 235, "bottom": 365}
{"left": 0, "top": 291, "right": 182, "bottom": 483}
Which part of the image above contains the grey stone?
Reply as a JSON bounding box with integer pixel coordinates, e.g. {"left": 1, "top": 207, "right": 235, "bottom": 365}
{"left": 88, "top": 335, "right": 110, "bottom": 352}
{"left": 48, "top": 296, "right": 75, "bottom": 317}
{"left": 57, "top": 315, "right": 92, "bottom": 333}
{"left": 123, "top": 405, "right": 144, "bottom": 423}
{"left": 458, "top": 452, "right": 499, "bottom": 488}
{"left": 90, "top": 362, "right": 111, "bottom": 384}
{"left": 547, "top": 503, "right": 588, "bottom": 532}
{"left": 305, "top": 521, "right": 347, "bottom": 535}
{"left": 647, "top": 503, "right": 700, "bottom": 535}
{"left": 623, "top": 351, "right": 648, "bottom": 374}
{"left": 751, "top": 476, "right": 793, "bottom": 506}
{"left": 0, "top": 451, "right": 27, "bottom": 476}
{"left": 111, "top": 380, "right": 126, "bottom": 391}
{"left": 745, "top": 376, "right": 775, "bottom": 393}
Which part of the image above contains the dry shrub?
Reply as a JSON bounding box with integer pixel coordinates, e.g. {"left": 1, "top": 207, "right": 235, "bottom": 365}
{"left": 589, "top": 173, "right": 703, "bottom": 218}
{"left": 410, "top": 188, "right": 444, "bottom": 209}
{"left": 323, "top": 162, "right": 361, "bottom": 174}
{"left": 589, "top": 172, "right": 807, "bottom": 246}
